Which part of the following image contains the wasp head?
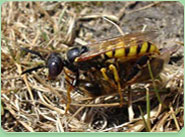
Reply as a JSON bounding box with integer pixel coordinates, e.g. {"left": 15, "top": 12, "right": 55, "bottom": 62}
{"left": 21, "top": 48, "right": 65, "bottom": 80}
{"left": 47, "top": 53, "right": 64, "bottom": 80}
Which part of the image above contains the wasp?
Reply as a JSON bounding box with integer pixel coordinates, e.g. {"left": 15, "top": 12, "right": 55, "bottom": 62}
{"left": 21, "top": 31, "right": 162, "bottom": 112}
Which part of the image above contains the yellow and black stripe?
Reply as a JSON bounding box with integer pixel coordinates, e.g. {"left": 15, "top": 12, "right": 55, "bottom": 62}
{"left": 104, "top": 41, "right": 159, "bottom": 59}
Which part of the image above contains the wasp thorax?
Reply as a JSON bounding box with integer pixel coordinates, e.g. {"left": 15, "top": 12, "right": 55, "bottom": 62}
{"left": 47, "top": 53, "right": 63, "bottom": 79}
{"left": 67, "top": 46, "right": 88, "bottom": 63}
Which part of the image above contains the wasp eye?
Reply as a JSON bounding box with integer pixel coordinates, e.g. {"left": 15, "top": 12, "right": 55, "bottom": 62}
{"left": 47, "top": 53, "right": 63, "bottom": 79}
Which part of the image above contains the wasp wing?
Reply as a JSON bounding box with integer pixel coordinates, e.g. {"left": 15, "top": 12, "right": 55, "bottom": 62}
{"left": 75, "top": 30, "right": 159, "bottom": 62}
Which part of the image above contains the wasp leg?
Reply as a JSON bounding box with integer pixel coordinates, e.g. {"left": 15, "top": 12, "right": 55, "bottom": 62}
{"left": 65, "top": 82, "right": 73, "bottom": 114}
{"left": 64, "top": 69, "right": 78, "bottom": 114}
{"left": 100, "top": 68, "right": 109, "bottom": 81}
{"left": 100, "top": 68, "right": 117, "bottom": 89}
{"left": 108, "top": 64, "right": 123, "bottom": 107}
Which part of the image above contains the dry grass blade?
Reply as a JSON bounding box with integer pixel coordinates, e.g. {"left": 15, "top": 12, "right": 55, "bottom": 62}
{"left": 169, "top": 105, "right": 180, "bottom": 131}
{"left": 103, "top": 16, "right": 124, "bottom": 35}
{"left": 5, "top": 103, "right": 35, "bottom": 132}
{"left": 64, "top": 17, "right": 77, "bottom": 45}
{"left": 71, "top": 102, "right": 121, "bottom": 107}
{"left": 126, "top": 1, "right": 161, "bottom": 15}
{"left": 152, "top": 111, "right": 170, "bottom": 132}
{"left": 37, "top": 92, "right": 65, "bottom": 115}
{"left": 33, "top": 74, "right": 65, "bottom": 101}
{"left": 1, "top": 1, "right": 183, "bottom": 132}
{"left": 35, "top": 2, "right": 58, "bottom": 33}
{"left": 22, "top": 75, "right": 35, "bottom": 105}
{"left": 128, "top": 91, "right": 134, "bottom": 122}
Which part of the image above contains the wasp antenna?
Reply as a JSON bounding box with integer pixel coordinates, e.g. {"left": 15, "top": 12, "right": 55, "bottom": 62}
{"left": 21, "top": 65, "right": 45, "bottom": 75}
{"left": 21, "top": 48, "right": 45, "bottom": 61}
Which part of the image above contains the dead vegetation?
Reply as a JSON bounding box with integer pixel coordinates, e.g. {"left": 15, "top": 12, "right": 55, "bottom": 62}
{"left": 1, "top": 1, "right": 184, "bottom": 132}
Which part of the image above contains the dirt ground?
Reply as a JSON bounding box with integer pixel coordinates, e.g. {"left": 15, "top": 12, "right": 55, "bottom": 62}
{"left": 1, "top": 1, "right": 184, "bottom": 132}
